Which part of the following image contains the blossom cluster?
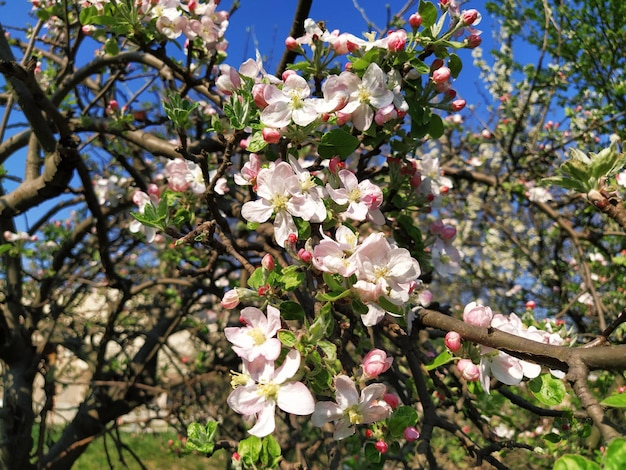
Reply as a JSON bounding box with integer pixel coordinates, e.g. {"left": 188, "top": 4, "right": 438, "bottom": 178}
{"left": 224, "top": 306, "right": 393, "bottom": 438}
{"left": 462, "top": 302, "right": 565, "bottom": 393}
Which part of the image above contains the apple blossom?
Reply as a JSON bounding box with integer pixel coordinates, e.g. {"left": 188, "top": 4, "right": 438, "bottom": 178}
{"left": 261, "top": 74, "right": 320, "bottom": 128}
{"left": 409, "top": 13, "right": 422, "bottom": 29}
{"left": 312, "top": 225, "right": 359, "bottom": 277}
{"left": 311, "top": 375, "right": 390, "bottom": 440}
{"left": 227, "top": 350, "right": 314, "bottom": 437}
{"left": 462, "top": 301, "right": 493, "bottom": 327}
{"left": 326, "top": 169, "right": 385, "bottom": 225}
{"left": 129, "top": 189, "right": 160, "bottom": 243}
{"left": 432, "top": 66, "right": 451, "bottom": 84}
{"left": 404, "top": 426, "right": 420, "bottom": 441}
{"left": 445, "top": 331, "right": 462, "bottom": 352}
{"left": 221, "top": 289, "right": 241, "bottom": 309}
{"left": 224, "top": 305, "right": 282, "bottom": 362}
{"left": 339, "top": 63, "right": 395, "bottom": 131}
{"left": 386, "top": 29, "right": 407, "bottom": 52}
{"left": 362, "top": 349, "right": 393, "bottom": 379}
{"left": 375, "top": 440, "right": 388, "bottom": 453}
{"left": 457, "top": 359, "right": 480, "bottom": 382}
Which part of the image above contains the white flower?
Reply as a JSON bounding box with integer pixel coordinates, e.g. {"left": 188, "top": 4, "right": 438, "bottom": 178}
{"left": 311, "top": 375, "right": 390, "bottom": 440}
{"left": 227, "top": 350, "right": 315, "bottom": 437}
{"left": 261, "top": 74, "right": 319, "bottom": 128}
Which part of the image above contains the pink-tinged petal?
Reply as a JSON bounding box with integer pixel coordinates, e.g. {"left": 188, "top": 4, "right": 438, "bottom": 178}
{"left": 333, "top": 419, "right": 356, "bottom": 440}
{"left": 273, "top": 211, "right": 297, "bottom": 248}
{"left": 311, "top": 402, "right": 344, "bottom": 427}
{"left": 261, "top": 101, "right": 292, "bottom": 128}
{"left": 240, "top": 307, "right": 266, "bottom": 328}
{"left": 265, "top": 305, "right": 282, "bottom": 336}
{"left": 490, "top": 354, "right": 524, "bottom": 385}
{"left": 360, "top": 383, "right": 386, "bottom": 405}
{"left": 227, "top": 385, "right": 265, "bottom": 415}
{"left": 273, "top": 349, "right": 301, "bottom": 384}
{"left": 352, "top": 103, "right": 374, "bottom": 131}
{"left": 367, "top": 208, "right": 386, "bottom": 225}
{"left": 521, "top": 360, "right": 541, "bottom": 379}
{"left": 224, "top": 327, "right": 253, "bottom": 348}
{"left": 255, "top": 338, "right": 282, "bottom": 362}
{"left": 248, "top": 401, "right": 276, "bottom": 437}
{"left": 334, "top": 375, "right": 358, "bottom": 410}
{"left": 242, "top": 199, "right": 274, "bottom": 223}
{"left": 361, "top": 303, "right": 386, "bottom": 327}
{"left": 338, "top": 169, "right": 359, "bottom": 191}
{"left": 360, "top": 404, "right": 391, "bottom": 424}
{"left": 278, "top": 382, "right": 314, "bottom": 415}
{"left": 344, "top": 201, "right": 369, "bottom": 221}
{"left": 263, "top": 84, "right": 289, "bottom": 105}
{"left": 480, "top": 358, "right": 491, "bottom": 394}
{"left": 326, "top": 185, "right": 349, "bottom": 205}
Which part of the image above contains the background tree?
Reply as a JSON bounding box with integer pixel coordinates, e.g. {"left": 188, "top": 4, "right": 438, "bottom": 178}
{"left": 0, "top": 1, "right": 625, "bottom": 469}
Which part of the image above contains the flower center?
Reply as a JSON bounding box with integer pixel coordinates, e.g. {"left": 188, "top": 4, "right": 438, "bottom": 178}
{"left": 248, "top": 327, "right": 266, "bottom": 345}
{"left": 257, "top": 382, "right": 279, "bottom": 401}
{"left": 346, "top": 405, "right": 363, "bottom": 425}
{"left": 272, "top": 193, "right": 290, "bottom": 211}
{"left": 347, "top": 187, "right": 361, "bottom": 203}
{"left": 357, "top": 85, "right": 371, "bottom": 104}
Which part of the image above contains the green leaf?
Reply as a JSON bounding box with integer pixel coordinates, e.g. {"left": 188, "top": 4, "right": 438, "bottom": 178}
{"left": 448, "top": 53, "right": 462, "bottom": 78}
{"left": 238, "top": 436, "right": 263, "bottom": 466}
{"left": 316, "top": 289, "right": 352, "bottom": 302}
{"left": 278, "top": 265, "right": 304, "bottom": 291}
{"left": 605, "top": 438, "right": 626, "bottom": 470}
{"left": 185, "top": 420, "right": 217, "bottom": 454}
{"left": 601, "top": 393, "right": 626, "bottom": 408}
{"left": 424, "top": 350, "right": 454, "bottom": 371}
{"left": 308, "top": 302, "right": 334, "bottom": 343}
{"left": 363, "top": 442, "right": 383, "bottom": 463}
{"left": 279, "top": 301, "right": 305, "bottom": 321}
{"left": 104, "top": 38, "right": 119, "bottom": 56}
{"left": 428, "top": 113, "right": 444, "bottom": 139}
{"left": 543, "top": 432, "right": 561, "bottom": 443}
{"left": 323, "top": 272, "right": 346, "bottom": 291}
{"left": 246, "top": 131, "right": 268, "bottom": 153}
{"left": 418, "top": 1, "right": 438, "bottom": 29}
{"left": 553, "top": 454, "right": 600, "bottom": 470}
{"left": 387, "top": 406, "right": 419, "bottom": 438}
{"left": 317, "top": 340, "right": 337, "bottom": 360}
{"left": 529, "top": 374, "right": 566, "bottom": 406}
{"left": 278, "top": 329, "right": 297, "bottom": 347}
{"left": 247, "top": 267, "right": 266, "bottom": 290}
{"left": 318, "top": 129, "right": 360, "bottom": 158}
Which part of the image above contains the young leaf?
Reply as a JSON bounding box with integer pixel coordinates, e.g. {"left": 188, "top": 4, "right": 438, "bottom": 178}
{"left": 529, "top": 374, "right": 566, "bottom": 406}
{"left": 424, "top": 350, "right": 454, "bottom": 371}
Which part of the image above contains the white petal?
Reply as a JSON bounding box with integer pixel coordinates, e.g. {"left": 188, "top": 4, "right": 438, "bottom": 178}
{"left": 278, "top": 382, "right": 315, "bottom": 415}
{"left": 248, "top": 401, "right": 276, "bottom": 437}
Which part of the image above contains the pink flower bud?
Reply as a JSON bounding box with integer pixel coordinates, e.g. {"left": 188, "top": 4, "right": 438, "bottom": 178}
{"left": 108, "top": 99, "right": 119, "bottom": 110}
{"left": 221, "top": 289, "right": 240, "bottom": 309}
{"left": 386, "top": 29, "right": 407, "bottom": 53}
{"left": 147, "top": 183, "right": 160, "bottom": 197}
{"left": 281, "top": 70, "right": 296, "bottom": 81}
{"left": 285, "top": 36, "right": 298, "bottom": 51}
{"left": 298, "top": 248, "right": 312, "bottom": 263}
{"left": 262, "top": 128, "right": 281, "bottom": 144}
{"left": 481, "top": 129, "right": 492, "bottom": 139}
{"left": 462, "top": 302, "right": 493, "bottom": 327}
{"left": 445, "top": 331, "right": 462, "bottom": 352}
{"left": 418, "top": 289, "right": 433, "bottom": 307}
{"left": 362, "top": 349, "right": 393, "bottom": 378}
{"left": 409, "top": 13, "right": 422, "bottom": 29}
{"left": 432, "top": 66, "right": 451, "bottom": 84}
{"left": 252, "top": 83, "right": 268, "bottom": 108}
{"left": 451, "top": 99, "right": 466, "bottom": 111}
{"left": 461, "top": 9, "right": 480, "bottom": 26}
{"left": 383, "top": 393, "right": 400, "bottom": 409}
{"left": 440, "top": 225, "right": 457, "bottom": 240}
{"left": 329, "top": 157, "right": 346, "bottom": 174}
{"left": 286, "top": 233, "right": 298, "bottom": 245}
{"left": 257, "top": 284, "right": 270, "bottom": 296}
{"left": 404, "top": 426, "right": 420, "bottom": 442}
{"left": 262, "top": 254, "right": 275, "bottom": 271}
{"left": 525, "top": 300, "right": 537, "bottom": 310}
{"left": 429, "top": 220, "right": 444, "bottom": 235}
{"left": 466, "top": 34, "right": 482, "bottom": 49}
{"left": 457, "top": 359, "right": 480, "bottom": 382}
{"left": 365, "top": 429, "right": 374, "bottom": 438}
{"left": 375, "top": 440, "right": 388, "bottom": 454}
